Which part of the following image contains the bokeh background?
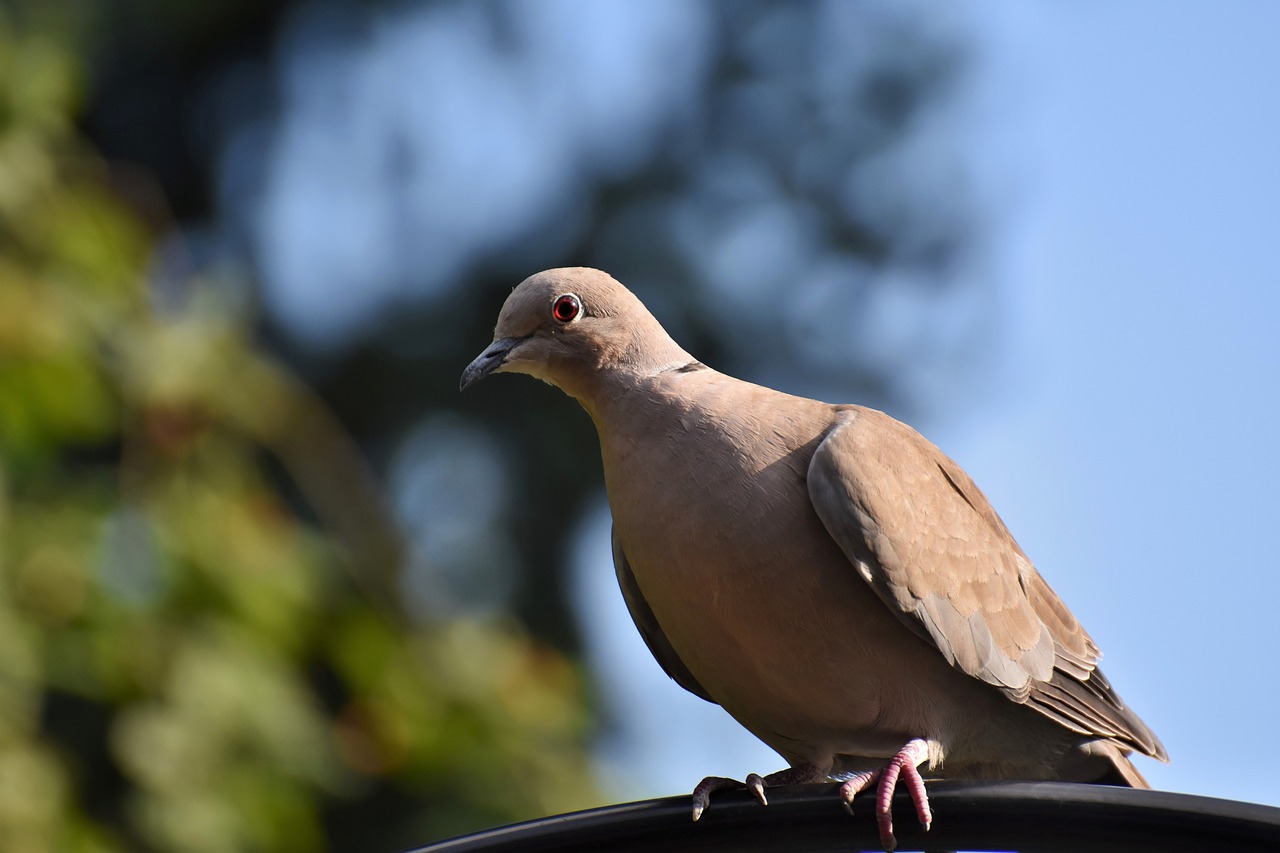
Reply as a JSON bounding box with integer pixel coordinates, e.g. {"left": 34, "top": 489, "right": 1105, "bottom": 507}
{"left": 1, "top": 1, "right": 1277, "bottom": 850}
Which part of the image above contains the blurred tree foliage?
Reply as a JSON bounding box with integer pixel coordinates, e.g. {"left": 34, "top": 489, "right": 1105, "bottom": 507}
{"left": 0, "top": 9, "right": 597, "bottom": 852}
{"left": 0, "top": 0, "right": 987, "bottom": 848}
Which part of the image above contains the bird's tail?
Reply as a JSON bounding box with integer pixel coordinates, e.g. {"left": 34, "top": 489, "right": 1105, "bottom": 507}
{"left": 1091, "top": 747, "right": 1151, "bottom": 789}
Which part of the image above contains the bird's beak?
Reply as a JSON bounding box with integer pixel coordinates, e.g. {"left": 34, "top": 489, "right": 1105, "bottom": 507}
{"left": 460, "top": 336, "right": 523, "bottom": 391}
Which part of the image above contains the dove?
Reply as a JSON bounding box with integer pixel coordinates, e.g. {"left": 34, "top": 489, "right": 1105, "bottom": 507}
{"left": 460, "top": 267, "right": 1166, "bottom": 850}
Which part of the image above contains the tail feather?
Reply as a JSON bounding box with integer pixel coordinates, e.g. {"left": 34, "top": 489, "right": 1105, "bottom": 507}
{"left": 1090, "top": 747, "right": 1151, "bottom": 788}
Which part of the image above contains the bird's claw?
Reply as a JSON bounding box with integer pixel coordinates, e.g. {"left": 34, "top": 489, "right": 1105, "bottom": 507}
{"left": 690, "top": 776, "right": 747, "bottom": 821}
{"left": 691, "top": 744, "right": 930, "bottom": 849}
{"left": 690, "top": 764, "right": 823, "bottom": 821}
{"left": 838, "top": 739, "right": 932, "bottom": 852}
{"left": 745, "top": 773, "right": 768, "bottom": 806}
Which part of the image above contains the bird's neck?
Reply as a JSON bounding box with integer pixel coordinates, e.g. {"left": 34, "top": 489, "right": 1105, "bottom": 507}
{"left": 560, "top": 333, "right": 697, "bottom": 422}
{"left": 574, "top": 358, "right": 708, "bottom": 443}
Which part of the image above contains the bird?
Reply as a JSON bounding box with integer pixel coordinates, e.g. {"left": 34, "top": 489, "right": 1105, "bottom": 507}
{"left": 460, "top": 267, "right": 1167, "bottom": 850}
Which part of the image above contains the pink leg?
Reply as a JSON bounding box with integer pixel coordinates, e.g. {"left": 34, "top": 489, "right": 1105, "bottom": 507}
{"left": 837, "top": 739, "right": 931, "bottom": 852}
{"left": 690, "top": 763, "right": 825, "bottom": 821}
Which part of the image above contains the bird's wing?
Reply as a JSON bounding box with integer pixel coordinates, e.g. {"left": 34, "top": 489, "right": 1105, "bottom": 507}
{"left": 807, "top": 407, "right": 1166, "bottom": 759}
{"left": 612, "top": 525, "right": 716, "bottom": 703}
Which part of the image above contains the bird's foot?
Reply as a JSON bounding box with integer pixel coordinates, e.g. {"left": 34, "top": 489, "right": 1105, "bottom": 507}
{"left": 690, "top": 763, "right": 826, "bottom": 821}
{"left": 838, "top": 739, "right": 931, "bottom": 852}
{"left": 690, "top": 776, "right": 746, "bottom": 821}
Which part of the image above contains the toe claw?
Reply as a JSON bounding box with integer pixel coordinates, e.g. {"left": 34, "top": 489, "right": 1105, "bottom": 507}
{"left": 876, "top": 810, "right": 898, "bottom": 852}
{"left": 689, "top": 764, "right": 821, "bottom": 821}
{"left": 745, "top": 773, "right": 768, "bottom": 806}
{"left": 690, "top": 775, "right": 744, "bottom": 821}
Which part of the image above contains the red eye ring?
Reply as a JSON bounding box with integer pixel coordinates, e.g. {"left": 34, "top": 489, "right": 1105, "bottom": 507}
{"left": 552, "top": 294, "right": 581, "bottom": 323}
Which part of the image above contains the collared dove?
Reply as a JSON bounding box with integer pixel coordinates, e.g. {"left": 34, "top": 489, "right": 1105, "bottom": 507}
{"left": 461, "top": 268, "right": 1167, "bottom": 850}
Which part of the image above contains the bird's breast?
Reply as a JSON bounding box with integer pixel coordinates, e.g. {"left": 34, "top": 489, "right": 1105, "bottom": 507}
{"left": 598, "top": 393, "right": 949, "bottom": 761}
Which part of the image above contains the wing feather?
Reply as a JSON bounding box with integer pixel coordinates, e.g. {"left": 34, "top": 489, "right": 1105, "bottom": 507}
{"left": 807, "top": 407, "right": 1166, "bottom": 760}
{"left": 611, "top": 526, "right": 715, "bottom": 704}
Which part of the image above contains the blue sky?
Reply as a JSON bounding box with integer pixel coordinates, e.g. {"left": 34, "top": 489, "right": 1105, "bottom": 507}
{"left": 575, "top": 1, "right": 1280, "bottom": 807}
{"left": 963, "top": 1, "right": 1280, "bottom": 802}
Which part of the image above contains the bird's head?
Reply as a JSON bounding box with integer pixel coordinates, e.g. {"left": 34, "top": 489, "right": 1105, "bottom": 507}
{"left": 460, "top": 268, "right": 692, "bottom": 402}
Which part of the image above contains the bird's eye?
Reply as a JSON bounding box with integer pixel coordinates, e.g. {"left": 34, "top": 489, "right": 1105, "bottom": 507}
{"left": 552, "top": 294, "right": 581, "bottom": 323}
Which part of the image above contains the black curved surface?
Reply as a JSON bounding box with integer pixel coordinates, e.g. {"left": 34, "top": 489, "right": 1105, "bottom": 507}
{"left": 405, "top": 781, "right": 1280, "bottom": 853}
